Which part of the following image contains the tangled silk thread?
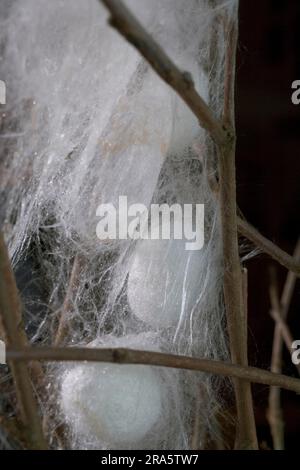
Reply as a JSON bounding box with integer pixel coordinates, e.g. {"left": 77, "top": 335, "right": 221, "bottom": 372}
{"left": 0, "top": 0, "right": 238, "bottom": 449}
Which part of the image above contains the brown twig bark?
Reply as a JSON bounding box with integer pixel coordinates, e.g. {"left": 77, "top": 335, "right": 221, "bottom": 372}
{"left": 99, "top": 0, "right": 227, "bottom": 147}
{"left": 0, "top": 233, "right": 47, "bottom": 449}
{"left": 6, "top": 346, "right": 300, "bottom": 394}
{"left": 54, "top": 254, "right": 85, "bottom": 346}
{"left": 234, "top": 268, "right": 258, "bottom": 449}
{"left": 45, "top": 254, "right": 85, "bottom": 447}
{"left": 203, "top": 179, "right": 300, "bottom": 275}
{"left": 238, "top": 218, "right": 300, "bottom": 277}
{"left": 268, "top": 274, "right": 285, "bottom": 450}
{"left": 220, "top": 10, "right": 258, "bottom": 449}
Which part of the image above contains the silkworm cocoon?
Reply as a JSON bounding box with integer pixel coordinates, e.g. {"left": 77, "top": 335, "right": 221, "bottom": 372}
{"left": 127, "top": 236, "right": 203, "bottom": 329}
{"left": 60, "top": 356, "right": 163, "bottom": 445}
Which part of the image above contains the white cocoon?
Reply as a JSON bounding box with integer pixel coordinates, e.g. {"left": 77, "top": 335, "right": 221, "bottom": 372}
{"left": 60, "top": 360, "right": 163, "bottom": 445}
{"left": 128, "top": 236, "right": 203, "bottom": 329}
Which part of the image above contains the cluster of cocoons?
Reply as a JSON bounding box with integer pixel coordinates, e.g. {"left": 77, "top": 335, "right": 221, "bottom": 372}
{"left": 1, "top": 0, "right": 238, "bottom": 450}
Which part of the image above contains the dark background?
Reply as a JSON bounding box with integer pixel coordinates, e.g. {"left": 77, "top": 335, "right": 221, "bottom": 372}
{"left": 237, "top": 0, "right": 300, "bottom": 448}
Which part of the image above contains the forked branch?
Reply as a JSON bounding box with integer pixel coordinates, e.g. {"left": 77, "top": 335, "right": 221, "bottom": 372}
{"left": 99, "top": 0, "right": 227, "bottom": 147}
{"left": 238, "top": 218, "right": 300, "bottom": 277}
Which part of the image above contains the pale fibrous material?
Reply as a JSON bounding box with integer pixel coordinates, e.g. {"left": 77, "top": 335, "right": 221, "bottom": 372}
{"left": 60, "top": 335, "right": 164, "bottom": 447}
{"left": 128, "top": 236, "right": 201, "bottom": 329}
{"left": 0, "top": 0, "right": 238, "bottom": 450}
{"left": 62, "top": 364, "right": 163, "bottom": 445}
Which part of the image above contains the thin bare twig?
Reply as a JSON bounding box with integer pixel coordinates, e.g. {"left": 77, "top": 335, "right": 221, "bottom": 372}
{"left": 203, "top": 168, "right": 300, "bottom": 277}
{"left": 54, "top": 254, "right": 85, "bottom": 346}
{"left": 44, "top": 254, "right": 85, "bottom": 447}
{"left": 6, "top": 346, "right": 300, "bottom": 394}
{"left": 99, "top": 0, "right": 227, "bottom": 147}
{"left": 203, "top": 182, "right": 300, "bottom": 276}
{"left": 271, "top": 239, "right": 300, "bottom": 368}
{"left": 268, "top": 273, "right": 285, "bottom": 450}
{"left": 270, "top": 308, "right": 298, "bottom": 366}
{"left": 238, "top": 218, "right": 300, "bottom": 277}
{"left": 267, "top": 240, "right": 300, "bottom": 450}
{"left": 218, "top": 9, "right": 258, "bottom": 449}
{"left": 204, "top": 180, "right": 300, "bottom": 276}
{"left": 234, "top": 268, "right": 258, "bottom": 449}
{"left": 0, "top": 233, "right": 47, "bottom": 449}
